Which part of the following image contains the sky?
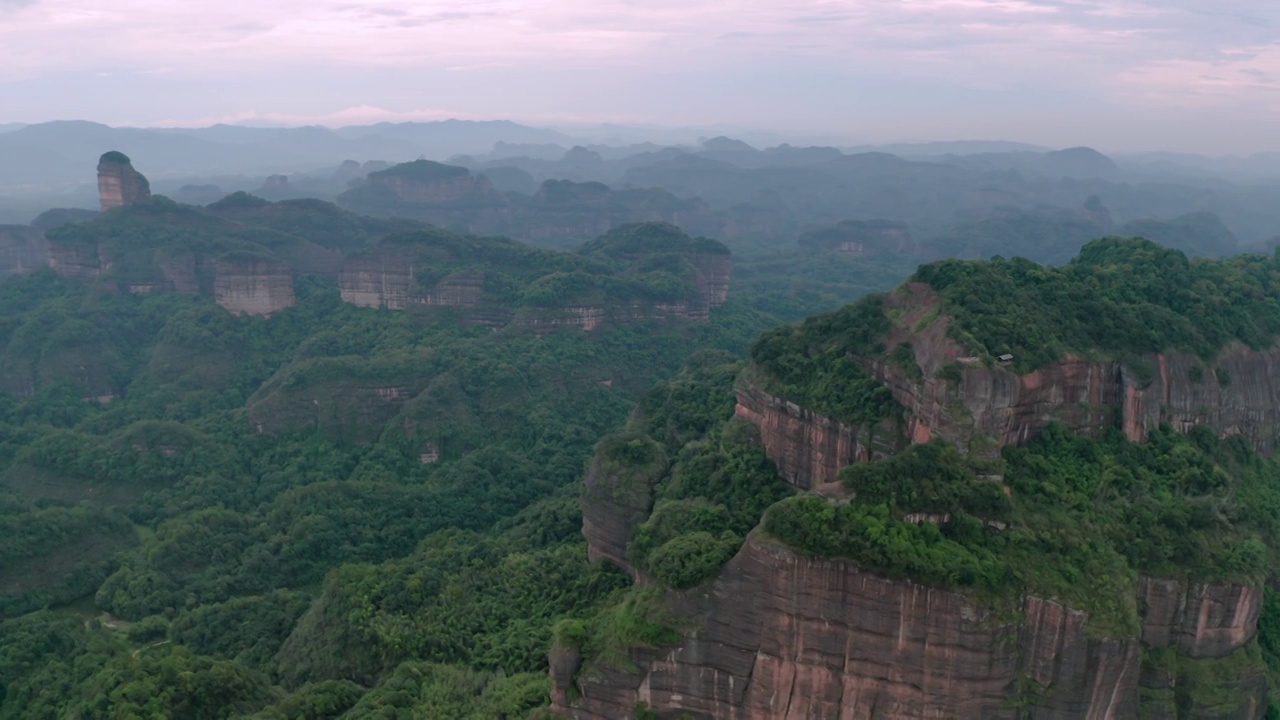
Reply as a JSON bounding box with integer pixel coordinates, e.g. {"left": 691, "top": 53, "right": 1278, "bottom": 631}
{"left": 1, "top": 0, "right": 1278, "bottom": 153}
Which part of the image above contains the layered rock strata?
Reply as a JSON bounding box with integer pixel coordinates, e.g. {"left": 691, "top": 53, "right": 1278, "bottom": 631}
{"left": 0, "top": 226, "right": 48, "bottom": 276}
{"left": 97, "top": 151, "right": 151, "bottom": 210}
{"left": 555, "top": 534, "right": 1266, "bottom": 719}
{"left": 213, "top": 258, "right": 296, "bottom": 316}
{"left": 745, "top": 283, "right": 1280, "bottom": 491}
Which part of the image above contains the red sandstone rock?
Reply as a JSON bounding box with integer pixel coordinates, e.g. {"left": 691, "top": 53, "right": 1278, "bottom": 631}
{"left": 557, "top": 534, "right": 1266, "bottom": 719}
{"left": 213, "top": 257, "right": 296, "bottom": 316}
{"left": 97, "top": 151, "right": 151, "bottom": 211}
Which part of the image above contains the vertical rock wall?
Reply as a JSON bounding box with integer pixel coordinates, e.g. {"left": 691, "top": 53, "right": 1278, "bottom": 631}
{"left": 97, "top": 151, "right": 151, "bottom": 211}
{"left": 558, "top": 535, "right": 1267, "bottom": 719}
{"left": 213, "top": 258, "right": 296, "bottom": 316}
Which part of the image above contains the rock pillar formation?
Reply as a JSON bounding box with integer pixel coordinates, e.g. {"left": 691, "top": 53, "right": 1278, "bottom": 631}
{"left": 97, "top": 151, "right": 151, "bottom": 211}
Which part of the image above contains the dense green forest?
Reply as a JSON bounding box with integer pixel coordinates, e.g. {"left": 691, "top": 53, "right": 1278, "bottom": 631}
{"left": 0, "top": 194, "right": 917, "bottom": 717}
{"left": 8, "top": 190, "right": 1280, "bottom": 716}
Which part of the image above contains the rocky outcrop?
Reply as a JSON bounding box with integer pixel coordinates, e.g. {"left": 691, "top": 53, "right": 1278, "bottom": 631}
{"left": 746, "top": 283, "right": 1280, "bottom": 490}
{"left": 0, "top": 225, "right": 48, "bottom": 276}
{"left": 734, "top": 381, "right": 901, "bottom": 490}
{"left": 682, "top": 253, "right": 731, "bottom": 308}
{"left": 97, "top": 151, "right": 151, "bottom": 211}
{"left": 556, "top": 534, "right": 1267, "bottom": 719}
{"left": 874, "top": 287, "right": 1280, "bottom": 459}
{"left": 46, "top": 240, "right": 105, "bottom": 278}
{"left": 339, "top": 254, "right": 415, "bottom": 310}
{"left": 213, "top": 257, "right": 296, "bottom": 316}
{"left": 339, "top": 257, "right": 487, "bottom": 312}
{"left": 1138, "top": 577, "right": 1262, "bottom": 658}
{"left": 579, "top": 444, "right": 667, "bottom": 577}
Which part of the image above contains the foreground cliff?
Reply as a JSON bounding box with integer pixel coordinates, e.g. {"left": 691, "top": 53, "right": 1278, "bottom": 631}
{"left": 560, "top": 242, "right": 1280, "bottom": 719}
{"left": 556, "top": 534, "right": 1265, "bottom": 719}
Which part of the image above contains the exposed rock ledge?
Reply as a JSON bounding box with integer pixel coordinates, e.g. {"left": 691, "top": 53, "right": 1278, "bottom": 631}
{"left": 554, "top": 533, "right": 1266, "bottom": 719}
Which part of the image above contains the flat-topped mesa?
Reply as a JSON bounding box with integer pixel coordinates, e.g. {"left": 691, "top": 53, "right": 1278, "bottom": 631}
{"left": 580, "top": 222, "right": 732, "bottom": 313}
{"left": 97, "top": 151, "right": 151, "bottom": 211}
{"left": 338, "top": 224, "right": 731, "bottom": 330}
{"left": 336, "top": 159, "right": 512, "bottom": 234}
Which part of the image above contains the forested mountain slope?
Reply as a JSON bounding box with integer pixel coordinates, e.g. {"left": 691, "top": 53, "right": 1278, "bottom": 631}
{"left": 558, "top": 239, "right": 1280, "bottom": 719}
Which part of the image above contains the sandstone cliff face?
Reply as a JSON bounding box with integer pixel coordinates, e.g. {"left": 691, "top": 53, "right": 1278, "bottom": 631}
{"left": 46, "top": 240, "right": 105, "bottom": 278}
{"left": 0, "top": 226, "right": 48, "bottom": 276}
{"left": 734, "top": 381, "right": 901, "bottom": 490}
{"left": 683, "top": 253, "right": 732, "bottom": 309}
{"left": 557, "top": 534, "right": 1266, "bottom": 719}
{"left": 749, "top": 283, "right": 1280, "bottom": 492}
{"left": 339, "top": 257, "right": 488, "bottom": 312}
{"left": 872, "top": 284, "right": 1280, "bottom": 461}
{"left": 580, "top": 455, "right": 653, "bottom": 576}
{"left": 213, "top": 258, "right": 296, "bottom": 316}
{"left": 97, "top": 151, "right": 151, "bottom": 211}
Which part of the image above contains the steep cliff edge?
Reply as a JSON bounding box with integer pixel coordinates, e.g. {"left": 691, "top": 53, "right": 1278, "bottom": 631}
{"left": 0, "top": 225, "right": 48, "bottom": 276}
{"left": 97, "top": 151, "right": 151, "bottom": 210}
{"left": 213, "top": 255, "right": 296, "bottom": 316}
{"left": 337, "top": 222, "right": 732, "bottom": 331}
{"left": 563, "top": 244, "right": 1280, "bottom": 718}
{"left": 43, "top": 194, "right": 312, "bottom": 315}
{"left": 556, "top": 533, "right": 1265, "bottom": 720}
{"left": 743, "top": 241, "right": 1280, "bottom": 489}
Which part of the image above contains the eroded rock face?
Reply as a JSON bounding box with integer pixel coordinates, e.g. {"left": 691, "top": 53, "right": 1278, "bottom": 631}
{"left": 213, "top": 258, "right": 296, "bottom": 316}
{"left": 1138, "top": 577, "right": 1262, "bottom": 658}
{"left": 556, "top": 534, "right": 1266, "bottom": 719}
{"left": 734, "top": 381, "right": 901, "bottom": 490}
{"left": 0, "top": 226, "right": 48, "bottom": 276}
{"left": 579, "top": 452, "right": 660, "bottom": 576}
{"left": 339, "top": 256, "right": 487, "bottom": 311}
{"left": 684, "top": 253, "right": 732, "bottom": 309}
{"left": 97, "top": 151, "right": 151, "bottom": 211}
{"left": 751, "top": 283, "right": 1280, "bottom": 491}
{"left": 46, "top": 240, "right": 106, "bottom": 278}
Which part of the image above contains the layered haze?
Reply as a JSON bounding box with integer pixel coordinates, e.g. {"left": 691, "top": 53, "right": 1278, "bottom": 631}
{"left": 1, "top": 0, "right": 1278, "bottom": 153}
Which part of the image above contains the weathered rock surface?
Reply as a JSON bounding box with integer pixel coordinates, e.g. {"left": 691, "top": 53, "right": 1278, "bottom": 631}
{"left": 46, "top": 240, "right": 105, "bottom": 278}
{"left": 876, "top": 284, "right": 1280, "bottom": 459}
{"left": 213, "top": 257, "right": 296, "bottom": 315}
{"left": 747, "top": 283, "right": 1280, "bottom": 491}
{"left": 579, "top": 451, "right": 663, "bottom": 577}
{"left": 97, "top": 151, "right": 151, "bottom": 211}
{"left": 684, "top": 253, "right": 732, "bottom": 308}
{"left": 557, "top": 534, "right": 1266, "bottom": 719}
{"left": 0, "top": 225, "right": 48, "bottom": 276}
{"left": 734, "top": 381, "right": 901, "bottom": 490}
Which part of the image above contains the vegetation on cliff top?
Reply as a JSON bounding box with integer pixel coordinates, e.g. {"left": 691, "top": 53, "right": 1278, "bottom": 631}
{"left": 580, "top": 222, "right": 730, "bottom": 257}
{"left": 766, "top": 424, "right": 1280, "bottom": 636}
{"left": 747, "top": 294, "right": 899, "bottom": 425}
{"left": 916, "top": 237, "right": 1280, "bottom": 372}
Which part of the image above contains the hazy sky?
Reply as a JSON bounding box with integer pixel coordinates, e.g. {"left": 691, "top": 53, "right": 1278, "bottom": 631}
{"left": 1, "top": 0, "right": 1277, "bottom": 152}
